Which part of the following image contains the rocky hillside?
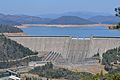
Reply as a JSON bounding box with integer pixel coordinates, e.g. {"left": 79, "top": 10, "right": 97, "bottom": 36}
{"left": 0, "top": 35, "right": 37, "bottom": 61}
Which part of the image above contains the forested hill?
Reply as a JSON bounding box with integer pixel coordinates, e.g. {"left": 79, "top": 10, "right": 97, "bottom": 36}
{"left": 88, "top": 16, "right": 120, "bottom": 24}
{"left": 50, "top": 16, "right": 97, "bottom": 24}
{"left": 0, "top": 35, "right": 37, "bottom": 61}
{"left": 0, "top": 13, "right": 96, "bottom": 25}
{"left": 102, "top": 47, "right": 120, "bottom": 73}
{"left": 0, "top": 13, "right": 51, "bottom": 25}
{"left": 0, "top": 24, "right": 23, "bottom": 33}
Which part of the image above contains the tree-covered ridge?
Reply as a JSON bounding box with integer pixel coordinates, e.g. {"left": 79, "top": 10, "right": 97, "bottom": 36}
{"left": 102, "top": 47, "right": 120, "bottom": 73}
{"left": 81, "top": 73, "right": 120, "bottom": 80}
{"left": 0, "top": 24, "right": 23, "bottom": 33}
{"left": 109, "top": 23, "right": 120, "bottom": 29}
{"left": 50, "top": 16, "right": 96, "bottom": 25}
{"left": 0, "top": 35, "right": 37, "bottom": 61}
{"left": 0, "top": 13, "right": 51, "bottom": 25}
{"left": 29, "top": 62, "right": 120, "bottom": 80}
{"left": 30, "top": 62, "right": 92, "bottom": 80}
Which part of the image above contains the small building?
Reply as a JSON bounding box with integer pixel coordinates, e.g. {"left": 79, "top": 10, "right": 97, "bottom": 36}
{"left": 9, "top": 75, "right": 21, "bottom": 80}
{"left": 0, "top": 75, "right": 20, "bottom": 80}
{"left": 29, "top": 61, "right": 49, "bottom": 67}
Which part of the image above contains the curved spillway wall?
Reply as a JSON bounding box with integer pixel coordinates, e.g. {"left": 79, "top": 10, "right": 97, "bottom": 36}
{"left": 9, "top": 36, "right": 120, "bottom": 63}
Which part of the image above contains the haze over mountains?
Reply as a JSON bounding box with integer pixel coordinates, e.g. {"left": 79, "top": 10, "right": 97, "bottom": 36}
{"left": 39, "top": 11, "right": 113, "bottom": 19}
{"left": 88, "top": 16, "right": 120, "bottom": 24}
{"left": 0, "top": 12, "right": 119, "bottom": 25}
{"left": 0, "top": 13, "right": 51, "bottom": 25}
{"left": 50, "top": 16, "right": 96, "bottom": 24}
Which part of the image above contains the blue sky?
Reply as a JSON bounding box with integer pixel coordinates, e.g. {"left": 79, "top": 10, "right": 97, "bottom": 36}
{"left": 0, "top": 0, "right": 119, "bottom": 15}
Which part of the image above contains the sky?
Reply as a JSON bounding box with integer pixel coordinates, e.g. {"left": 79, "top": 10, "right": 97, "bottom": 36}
{"left": 0, "top": 0, "right": 119, "bottom": 15}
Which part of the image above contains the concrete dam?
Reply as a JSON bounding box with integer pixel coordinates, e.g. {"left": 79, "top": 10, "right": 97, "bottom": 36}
{"left": 9, "top": 36, "right": 120, "bottom": 64}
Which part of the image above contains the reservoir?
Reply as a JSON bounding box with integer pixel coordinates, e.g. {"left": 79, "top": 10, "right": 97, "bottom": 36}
{"left": 21, "top": 26, "right": 120, "bottom": 37}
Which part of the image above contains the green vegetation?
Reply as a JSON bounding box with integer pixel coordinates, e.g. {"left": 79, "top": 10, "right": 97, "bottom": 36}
{"left": 0, "top": 35, "right": 38, "bottom": 68}
{"left": 0, "top": 35, "right": 36, "bottom": 60}
{"left": 30, "top": 62, "right": 92, "bottom": 80}
{"left": 30, "top": 62, "right": 120, "bottom": 80}
{"left": 115, "top": 7, "right": 120, "bottom": 17}
{"left": 102, "top": 47, "right": 120, "bottom": 73}
{"left": 30, "top": 46, "right": 120, "bottom": 80}
{"left": 0, "top": 24, "right": 23, "bottom": 33}
{"left": 81, "top": 73, "right": 120, "bottom": 80}
{"left": 25, "top": 77, "right": 42, "bottom": 80}
{"left": 109, "top": 23, "right": 120, "bottom": 29}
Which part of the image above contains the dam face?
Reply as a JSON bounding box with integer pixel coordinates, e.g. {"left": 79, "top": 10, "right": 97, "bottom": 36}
{"left": 67, "top": 38, "right": 91, "bottom": 64}
{"left": 89, "top": 37, "right": 120, "bottom": 57}
{"left": 9, "top": 36, "right": 71, "bottom": 59}
{"left": 9, "top": 36, "right": 120, "bottom": 64}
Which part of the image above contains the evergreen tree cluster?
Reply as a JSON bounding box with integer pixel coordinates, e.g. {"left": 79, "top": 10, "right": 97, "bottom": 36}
{"left": 0, "top": 35, "right": 36, "bottom": 61}
{"left": 109, "top": 23, "right": 120, "bottom": 29}
{"left": 30, "top": 62, "right": 92, "bottom": 80}
{"left": 30, "top": 62, "right": 120, "bottom": 80}
{"left": 102, "top": 47, "right": 120, "bottom": 73}
{"left": 115, "top": 7, "right": 120, "bottom": 17}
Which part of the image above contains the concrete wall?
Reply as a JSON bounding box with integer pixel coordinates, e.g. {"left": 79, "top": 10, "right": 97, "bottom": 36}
{"left": 9, "top": 36, "right": 71, "bottom": 59}
{"left": 89, "top": 38, "right": 120, "bottom": 57}
{"left": 9, "top": 36, "right": 120, "bottom": 63}
{"left": 67, "top": 38, "right": 91, "bottom": 63}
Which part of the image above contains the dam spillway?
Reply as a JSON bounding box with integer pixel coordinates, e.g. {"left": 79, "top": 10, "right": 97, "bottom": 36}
{"left": 9, "top": 36, "right": 120, "bottom": 64}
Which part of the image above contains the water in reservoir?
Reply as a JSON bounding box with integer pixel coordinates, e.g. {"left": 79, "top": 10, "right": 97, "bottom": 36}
{"left": 21, "top": 26, "right": 120, "bottom": 37}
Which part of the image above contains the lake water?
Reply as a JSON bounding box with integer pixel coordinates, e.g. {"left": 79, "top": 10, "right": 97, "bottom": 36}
{"left": 21, "top": 26, "right": 120, "bottom": 37}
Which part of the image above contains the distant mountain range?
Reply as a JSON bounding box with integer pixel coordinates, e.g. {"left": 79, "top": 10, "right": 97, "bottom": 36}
{"left": 0, "top": 12, "right": 120, "bottom": 25}
{"left": 50, "top": 16, "right": 96, "bottom": 24}
{"left": 0, "top": 13, "right": 51, "bottom": 25}
{"left": 88, "top": 16, "right": 120, "bottom": 24}
{"left": 39, "top": 11, "right": 113, "bottom": 19}
{"left": 0, "top": 13, "right": 96, "bottom": 25}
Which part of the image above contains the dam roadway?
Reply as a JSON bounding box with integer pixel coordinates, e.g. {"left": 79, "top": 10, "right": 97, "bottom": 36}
{"left": 8, "top": 36, "right": 120, "bottom": 64}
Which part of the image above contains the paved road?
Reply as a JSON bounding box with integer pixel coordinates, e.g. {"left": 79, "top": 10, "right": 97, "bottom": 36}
{"left": 0, "top": 55, "right": 38, "bottom": 62}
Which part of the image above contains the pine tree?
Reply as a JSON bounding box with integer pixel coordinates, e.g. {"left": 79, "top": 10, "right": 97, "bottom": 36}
{"left": 115, "top": 7, "right": 120, "bottom": 17}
